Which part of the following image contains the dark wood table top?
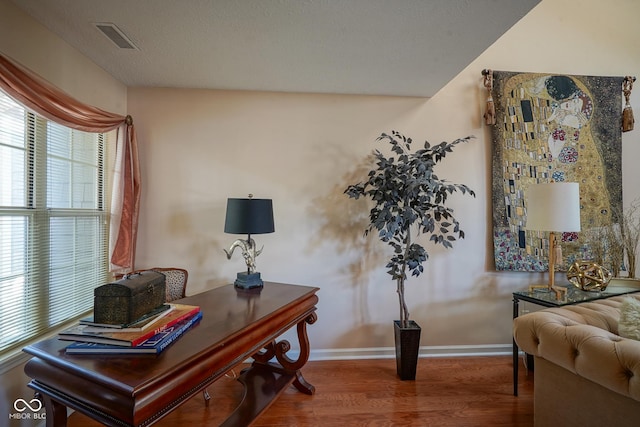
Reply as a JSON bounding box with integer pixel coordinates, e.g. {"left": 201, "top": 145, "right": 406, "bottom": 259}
{"left": 23, "top": 281, "right": 319, "bottom": 426}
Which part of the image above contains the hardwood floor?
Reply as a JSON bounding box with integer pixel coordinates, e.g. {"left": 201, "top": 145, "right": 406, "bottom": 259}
{"left": 68, "top": 356, "right": 533, "bottom": 426}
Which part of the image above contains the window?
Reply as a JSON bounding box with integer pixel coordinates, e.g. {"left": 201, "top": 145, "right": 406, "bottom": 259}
{"left": 0, "top": 90, "right": 110, "bottom": 356}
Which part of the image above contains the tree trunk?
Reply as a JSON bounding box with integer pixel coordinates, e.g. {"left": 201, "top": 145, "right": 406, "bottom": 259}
{"left": 397, "top": 227, "right": 411, "bottom": 327}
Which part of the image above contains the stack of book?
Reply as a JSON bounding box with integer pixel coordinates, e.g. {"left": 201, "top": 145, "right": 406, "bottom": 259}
{"left": 59, "top": 303, "right": 202, "bottom": 355}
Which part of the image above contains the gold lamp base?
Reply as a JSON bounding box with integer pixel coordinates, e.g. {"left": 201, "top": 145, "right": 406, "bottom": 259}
{"left": 528, "top": 231, "right": 568, "bottom": 301}
{"left": 528, "top": 283, "right": 567, "bottom": 300}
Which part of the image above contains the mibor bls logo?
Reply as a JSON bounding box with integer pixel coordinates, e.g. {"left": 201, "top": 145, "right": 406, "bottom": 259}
{"left": 9, "top": 398, "right": 46, "bottom": 420}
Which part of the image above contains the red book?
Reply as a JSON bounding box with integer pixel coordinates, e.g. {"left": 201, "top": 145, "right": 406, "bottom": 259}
{"left": 65, "top": 311, "right": 203, "bottom": 355}
{"left": 58, "top": 304, "right": 201, "bottom": 347}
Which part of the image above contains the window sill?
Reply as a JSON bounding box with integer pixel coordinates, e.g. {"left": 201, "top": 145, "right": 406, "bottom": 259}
{"left": 0, "top": 314, "right": 91, "bottom": 375}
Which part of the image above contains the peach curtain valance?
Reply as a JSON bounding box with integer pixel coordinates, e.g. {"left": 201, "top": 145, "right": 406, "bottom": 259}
{"left": 0, "top": 53, "right": 140, "bottom": 272}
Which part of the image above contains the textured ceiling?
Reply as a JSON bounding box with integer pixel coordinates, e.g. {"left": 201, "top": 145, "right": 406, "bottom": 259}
{"left": 9, "top": 0, "right": 539, "bottom": 97}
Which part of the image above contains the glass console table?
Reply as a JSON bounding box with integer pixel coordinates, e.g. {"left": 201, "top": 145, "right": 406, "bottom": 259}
{"left": 512, "top": 279, "right": 640, "bottom": 396}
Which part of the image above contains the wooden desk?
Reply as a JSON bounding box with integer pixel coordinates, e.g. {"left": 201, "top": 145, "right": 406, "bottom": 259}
{"left": 23, "top": 282, "right": 319, "bottom": 427}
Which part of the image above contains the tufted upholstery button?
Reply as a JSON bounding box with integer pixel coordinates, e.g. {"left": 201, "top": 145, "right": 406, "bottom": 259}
{"left": 513, "top": 293, "right": 640, "bottom": 414}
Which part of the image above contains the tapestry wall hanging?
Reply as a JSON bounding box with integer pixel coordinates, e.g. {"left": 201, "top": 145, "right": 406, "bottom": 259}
{"left": 487, "top": 71, "right": 625, "bottom": 272}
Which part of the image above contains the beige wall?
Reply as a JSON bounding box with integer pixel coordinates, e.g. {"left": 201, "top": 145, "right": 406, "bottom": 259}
{"left": 0, "top": 0, "right": 127, "bottom": 113}
{"left": 129, "top": 89, "right": 503, "bottom": 355}
{"left": 129, "top": 89, "right": 435, "bottom": 351}
{"left": 129, "top": 0, "right": 640, "bottom": 358}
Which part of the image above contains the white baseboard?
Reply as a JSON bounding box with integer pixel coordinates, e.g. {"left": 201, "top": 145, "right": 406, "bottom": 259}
{"left": 307, "top": 344, "right": 512, "bottom": 361}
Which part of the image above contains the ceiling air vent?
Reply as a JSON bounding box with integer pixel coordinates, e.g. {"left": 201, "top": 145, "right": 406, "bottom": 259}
{"left": 94, "top": 22, "right": 138, "bottom": 50}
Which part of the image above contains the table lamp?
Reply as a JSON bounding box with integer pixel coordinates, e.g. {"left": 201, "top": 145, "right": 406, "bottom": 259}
{"left": 224, "top": 194, "right": 274, "bottom": 289}
{"left": 525, "top": 182, "right": 581, "bottom": 299}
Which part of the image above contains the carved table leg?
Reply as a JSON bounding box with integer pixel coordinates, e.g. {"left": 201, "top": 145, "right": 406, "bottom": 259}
{"left": 265, "top": 312, "right": 317, "bottom": 394}
{"left": 252, "top": 312, "right": 318, "bottom": 388}
{"left": 35, "top": 392, "right": 68, "bottom": 427}
{"left": 222, "top": 312, "right": 318, "bottom": 426}
{"left": 274, "top": 312, "right": 317, "bottom": 374}
{"left": 292, "top": 370, "right": 315, "bottom": 395}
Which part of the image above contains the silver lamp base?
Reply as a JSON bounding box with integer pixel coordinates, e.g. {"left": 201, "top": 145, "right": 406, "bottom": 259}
{"left": 234, "top": 271, "right": 264, "bottom": 289}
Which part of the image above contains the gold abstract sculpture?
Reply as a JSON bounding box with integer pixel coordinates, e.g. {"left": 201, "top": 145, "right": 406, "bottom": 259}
{"left": 567, "top": 260, "right": 612, "bottom": 291}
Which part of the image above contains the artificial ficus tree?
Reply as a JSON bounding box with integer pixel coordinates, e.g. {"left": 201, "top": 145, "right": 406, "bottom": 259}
{"left": 345, "top": 131, "right": 476, "bottom": 327}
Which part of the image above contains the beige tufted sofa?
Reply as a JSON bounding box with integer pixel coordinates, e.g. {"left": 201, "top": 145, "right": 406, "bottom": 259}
{"left": 513, "top": 293, "right": 640, "bottom": 427}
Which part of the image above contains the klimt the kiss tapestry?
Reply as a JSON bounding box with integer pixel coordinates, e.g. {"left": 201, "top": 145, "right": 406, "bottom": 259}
{"left": 489, "top": 71, "right": 624, "bottom": 272}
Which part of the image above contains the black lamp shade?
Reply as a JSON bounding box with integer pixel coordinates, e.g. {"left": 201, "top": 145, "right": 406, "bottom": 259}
{"left": 224, "top": 198, "right": 275, "bottom": 235}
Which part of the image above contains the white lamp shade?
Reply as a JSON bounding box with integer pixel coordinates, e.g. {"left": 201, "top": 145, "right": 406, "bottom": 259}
{"left": 526, "top": 182, "right": 581, "bottom": 232}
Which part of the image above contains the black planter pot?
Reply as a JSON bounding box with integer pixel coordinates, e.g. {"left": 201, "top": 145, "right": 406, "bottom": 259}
{"left": 393, "top": 320, "right": 421, "bottom": 380}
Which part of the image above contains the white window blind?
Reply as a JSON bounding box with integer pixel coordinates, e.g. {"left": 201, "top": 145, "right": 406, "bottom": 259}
{"left": 0, "top": 90, "right": 110, "bottom": 355}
